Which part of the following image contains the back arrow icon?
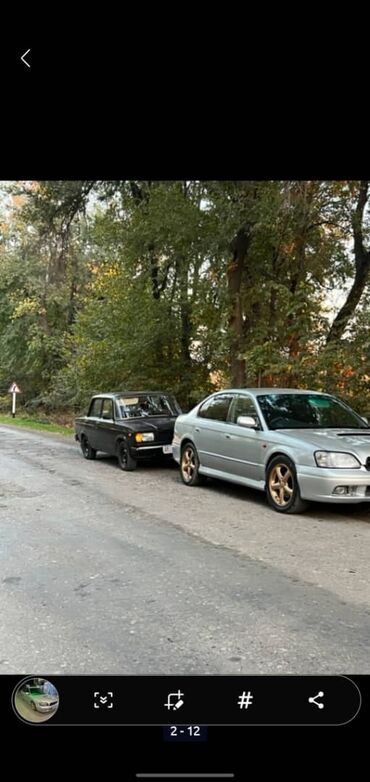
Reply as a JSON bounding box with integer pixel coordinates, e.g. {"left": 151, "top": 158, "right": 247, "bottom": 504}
{"left": 21, "top": 49, "right": 31, "bottom": 68}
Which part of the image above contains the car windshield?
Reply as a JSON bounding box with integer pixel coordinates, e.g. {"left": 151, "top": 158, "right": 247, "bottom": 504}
{"left": 117, "top": 394, "right": 179, "bottom": 419}
{"left": 257, "top": 393, "right": 369, "bottom": 430}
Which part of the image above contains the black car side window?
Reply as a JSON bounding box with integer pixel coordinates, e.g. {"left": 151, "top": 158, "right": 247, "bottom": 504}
{"left": 101, "top": 399, "right": 113, "bottom": 420}
{"left": 88, "top": 398, "right": 103, "bottom": 417}
{"left": 198, "top": 395, "right": 233, "bottom": 421}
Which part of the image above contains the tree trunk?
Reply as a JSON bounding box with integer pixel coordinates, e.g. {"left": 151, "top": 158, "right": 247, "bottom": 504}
{"left": 286, "top": 182, "right": 315, "bottom": 358}
{"left": 227, "top": 227, "right": 250, "bottom": 387}
{"left": 327, "top": 182, "right": 370, "bottom": 343}
{"left": 177, "top": 255, "right": 192, "bottom": 377}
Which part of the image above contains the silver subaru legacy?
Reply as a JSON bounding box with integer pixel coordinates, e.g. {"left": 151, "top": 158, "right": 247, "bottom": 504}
{"left": 172, "top": 389, "right": 370, "bottom": 513}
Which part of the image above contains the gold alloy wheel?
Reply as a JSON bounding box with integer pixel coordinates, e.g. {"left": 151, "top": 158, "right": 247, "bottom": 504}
{"left": 181, "top": 446, "right": 196, "bottom": 482}
{"left": 268, "top": 463, "right": 294, "bottom": 507}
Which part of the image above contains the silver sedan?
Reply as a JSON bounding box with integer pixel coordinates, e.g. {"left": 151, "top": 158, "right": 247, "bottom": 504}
{"left": 172, "top": 389, "right": 370, "bottom": 513}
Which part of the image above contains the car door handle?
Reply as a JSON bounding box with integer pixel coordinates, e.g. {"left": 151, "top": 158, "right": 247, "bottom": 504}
{"left": 225, "top": 434, "right": 231, "bottom": 439}
{"left": 195, "top": 427, "right": 200, "bottom": 432}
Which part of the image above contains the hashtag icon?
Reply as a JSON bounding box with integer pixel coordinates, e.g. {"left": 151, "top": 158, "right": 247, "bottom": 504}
{"left": 238, "top": 691, "right": 253, "bottom": 709}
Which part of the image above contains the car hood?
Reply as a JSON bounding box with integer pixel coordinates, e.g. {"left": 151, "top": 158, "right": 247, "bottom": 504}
{"left": 278, "top": 428, "right": 370, "bottom": 461}
{"left": 117, "top": 416, "right": 177, "bottom": 433}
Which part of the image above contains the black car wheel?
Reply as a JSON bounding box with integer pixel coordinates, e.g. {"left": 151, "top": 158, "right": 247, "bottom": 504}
{"left": 117, "top": 442, "right": 137, "bottom": 471}
{"left": 180, "top": 442, "right": 203, "bottom": 486}
{"left": 81, "top": 436, "right": 96, "bottom": 460}
{"left": 266, "top": 455, "right": 309, "bottom": 514}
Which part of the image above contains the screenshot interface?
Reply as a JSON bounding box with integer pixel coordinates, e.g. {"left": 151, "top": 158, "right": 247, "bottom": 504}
{"left": 0, "top": 176, "right": 368, "bottom": 775}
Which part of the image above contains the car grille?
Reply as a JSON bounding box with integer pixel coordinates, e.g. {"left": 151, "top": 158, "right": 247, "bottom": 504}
{"left": 155, "top": 430, "right": 173, "bottom": 445}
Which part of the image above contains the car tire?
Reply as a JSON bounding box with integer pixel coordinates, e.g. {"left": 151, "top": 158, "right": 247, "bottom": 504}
{"left": 266, "top": 455, "right": 309, "bottom": 514}
{"left": 117, "top": 441, "right": 137, "bottom": 471}
{"left": 180, "top": 442, "right": 204, "bottom": 486}
{"left": 81, "top": 435, "right": 96, "bottom": 460}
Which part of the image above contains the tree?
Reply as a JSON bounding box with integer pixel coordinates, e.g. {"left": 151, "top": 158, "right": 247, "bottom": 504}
{"left": 327, "top": 181, "right": 370, "bottom": 343}
{"left": 2, "top": 179, "right": 370, "bottom": 416}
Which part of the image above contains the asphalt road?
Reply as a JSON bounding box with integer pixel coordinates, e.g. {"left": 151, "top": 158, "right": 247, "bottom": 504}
{"left": 1, "top": 425, "right": 369, "bottom": 674}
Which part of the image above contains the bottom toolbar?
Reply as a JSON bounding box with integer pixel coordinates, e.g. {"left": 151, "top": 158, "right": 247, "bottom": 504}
{"left": 5, "top": 675, "right": 361, "bottom": 726}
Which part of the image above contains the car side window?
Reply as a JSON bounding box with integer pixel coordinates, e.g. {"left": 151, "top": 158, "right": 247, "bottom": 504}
{"left": 88, "top": 398, "right": 103, "bottom": 417}
{"left": 228, "top": 395, "right": 260, "bottom": 425}
{"left": 198, "top": 394, "right": 233, "bottom": 422}
{"left": 101, "top": 399, "right": 113, "bottom": 420}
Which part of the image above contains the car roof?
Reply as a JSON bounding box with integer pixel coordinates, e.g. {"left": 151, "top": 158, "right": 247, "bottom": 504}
{"left": 91, "top": 391, "right": 172, "bottom": 399}
{"left": 208, "top": 388, "right": 332, "bottom": 397}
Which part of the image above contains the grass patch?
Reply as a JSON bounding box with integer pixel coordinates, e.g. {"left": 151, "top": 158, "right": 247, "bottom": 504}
{"left": 0, "top": 415, "right": 73, "bottom": 436}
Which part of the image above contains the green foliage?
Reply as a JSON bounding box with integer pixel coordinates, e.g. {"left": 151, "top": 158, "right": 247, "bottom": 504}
{"left": 0, "top": 179, "right": 369, "bottom": 416}
{"left": 0, "top": 415, "right": 73, "bottom": 435}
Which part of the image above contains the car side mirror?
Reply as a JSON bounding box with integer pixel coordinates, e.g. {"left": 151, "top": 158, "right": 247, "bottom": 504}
{"left": 237, "top": 415, "right": 259, "bottom": 429}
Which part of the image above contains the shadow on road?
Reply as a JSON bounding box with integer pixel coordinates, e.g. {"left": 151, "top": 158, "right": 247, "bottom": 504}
{"left": 92, "top": 453, "right": 370, "bottom": 523}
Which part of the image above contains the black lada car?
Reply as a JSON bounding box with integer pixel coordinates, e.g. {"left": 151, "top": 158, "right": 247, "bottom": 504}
{"left": 75, "top": 391, "right": 182, "bottom": 470}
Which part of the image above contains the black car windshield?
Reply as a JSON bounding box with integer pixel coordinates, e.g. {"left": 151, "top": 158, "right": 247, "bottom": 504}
{"left": 117, "top": 394, "right": 179, "bottom": 419}
{"left": 257, "top": 393, "right": 369, "bottom": 430}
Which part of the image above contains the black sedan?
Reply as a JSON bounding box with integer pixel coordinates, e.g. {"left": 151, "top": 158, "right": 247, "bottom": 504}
{"left": 75, "top": 391, "right": 182, "bottom": 470}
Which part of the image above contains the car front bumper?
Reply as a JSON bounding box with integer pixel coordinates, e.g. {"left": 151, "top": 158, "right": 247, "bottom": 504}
{"left": 131, "top": 444, "right": 173, "bottom": 460}
{"left": 34, "top": 702, "right": 58, "bottom": 712}
{"left": 172, "top": 443, "right": 180, "bottom": 464}
{"left": 297, "top": 466, "right": 370, "bottom": 502}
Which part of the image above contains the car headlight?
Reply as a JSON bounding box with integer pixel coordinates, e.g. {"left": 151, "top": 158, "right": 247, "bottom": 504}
{"left": 314, "top": 451, "right": 361, "bottom": 468}
{"left": 135, "top": 432, "right": 154, "bottom": 443}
